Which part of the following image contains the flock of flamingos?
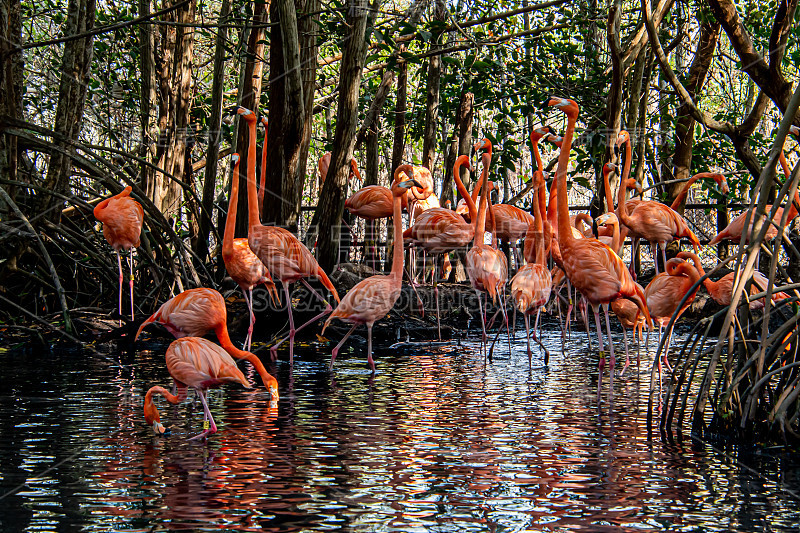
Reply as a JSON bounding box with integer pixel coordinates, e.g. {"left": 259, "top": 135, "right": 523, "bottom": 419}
{"left": 91, "top": 99, "right": 798, "bottom": 440}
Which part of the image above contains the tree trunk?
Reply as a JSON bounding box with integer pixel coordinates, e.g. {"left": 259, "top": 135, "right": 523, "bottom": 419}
{"left": 391, "top": 50, "right": 408, "bottom": 173}
{"left": 0, "top": 0, "right": 23, "bottom": 216}
{"left": 355, "top": 70, "right": 395, "bottom": 149}
{"left": 457, "top": 91, "right": 475, "bottom": 192}
{"left": 147, "top": 0, "right": 197, "bottom": 220}
{"left": 313, "top": 0, "right": 370, "bottom": 272}
{"left": 421, "top": 0, "right": 446, "bottom": 170}
{"left": 670, "top": 17, "right": 720, "bottom": 213}
{"left": 232, "top": 0, "right": 269, "bottom": 236}
{"left": 600, "top": 0, "right": 623, "bottom": 216}
{"left": 139, "top": 0, "right": 159, "bottom": 195}
{"left": 194, "top": 0, "right": 231, "bottom": 261}
{"left": 38, "top": 0, "right": 96, "bottom": 222}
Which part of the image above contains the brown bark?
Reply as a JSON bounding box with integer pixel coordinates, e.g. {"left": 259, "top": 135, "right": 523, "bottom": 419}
{"left": 147, "top": 0, "right": 197, "bottom": 219}
{"left": 391, "top": 49, "right": 408, "bottom": 173}
{"left": 421, "top": 0, "right": 446, "bottom": 171}
{"left": 600, "top": 0, "right": 623, "bottom": 216}
{"left": 38, "top": 0, "right": 96, "bottom": 222}
{"left": 314, "top": 0, "right": 370, "bottom": 272}
{"left": 0, "top": 0, "right": 23, "bottom": 214}
{"left": 195, "top": 0, "right": 231, "bottom": 261}
{"left": 440, "top": 134, "right": 458, "bottom": 208}
{"left": 233, "top": 0, "right": 268, "bottom": 236}
{"left": 138, "top": 0, "right": 159, "bottom": 195}
{"left": 670, "top": 17, "right": 720, "bottom": 213}
{"left": 457, "top": 91, "right": 475, "bottom": 192}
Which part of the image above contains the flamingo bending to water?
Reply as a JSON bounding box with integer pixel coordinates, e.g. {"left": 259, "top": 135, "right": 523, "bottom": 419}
{"left": 144, "top": 337, "right": 269, "bottom": 439}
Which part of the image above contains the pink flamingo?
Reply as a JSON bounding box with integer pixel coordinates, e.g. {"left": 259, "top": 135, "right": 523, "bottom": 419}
{"left": 135, "top": 287, "right": 279, "bottom": 397}
{"left": 222, "top": 149, "right": 278, "bottom": 350}
{"left": 94, "top": 186, "right": 143, "bottom": 321}
{"left": 323, "top": 177, "right": 421, "bottom": 372}
{"left": 240, "top": 108, "right": 340, "bottom": 365}
{"left": 544, "top": 96, "right": 650, "bottom": 387}
{"left": 511, "top": 171, "right": 552, "bottom": 366}
{"left": 143, "top": 337, "right": 272, "bottom": 439}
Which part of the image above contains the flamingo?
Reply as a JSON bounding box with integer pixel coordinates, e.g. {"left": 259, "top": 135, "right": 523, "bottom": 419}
{"left": 596, "top": 211, "right": 646, "bottom": 372}
{"left": 614, "top": 132, "right": 701, "bottom": 274}
{"left": 710, "top": 137, "right": 799, "bottom": 248}
{"left": 669, "top": 172, "right": 729, "bottom": 210}
{"left": 543, "top": 96, "right": 651, "bottom": 387}
{"left": 143, "top": 337, "right": 272, "bottom": 439}
{"left": 511, "top": 171, "right": 552, "bottom": 366}
{"left": 678, "top": 251, "right": 788, "bottom": 309}
{"left": 642, "top": 257, "right": 701, "bottom": 390}
{"left": 466, "top": 150, "right": 509, "bottom": 357}
{"left": 322, "top": 177, "right": 421, "bottom": 372}
{"left": 134, "top": 288, "right": 279, "bottom": 397}
{"left": 318, "top": 151, "right": 363, "bottom": 188}
{"left": 405, "top": 156, "right": 478, "bottom": 337}
{"left": 94, "top": 186, "right": 143, "bottom": 321}
{"left": 240, "top": 108, "right": 340, "bottom": 365}
{"left": 222, "top": 151, "right": 278, "bottom": 351}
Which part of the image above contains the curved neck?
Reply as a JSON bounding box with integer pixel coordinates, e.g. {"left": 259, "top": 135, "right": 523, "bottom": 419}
{"left": 245, "top": 119, "right": 261, "bottom": 231}
{"left": 602, "top": 169, "right": 615, "bottom": 214}
{"left": 532, "top": 137, "right": 543, "bottom": 173}
{"left": 144, "top": 385, "right": 179, "bottom": 423}
{"left": 471, "top": 145, "right": 491, "bottom": 202}
{"left": 216, "top": 326, "right": 276, "bottom": 391}
{"left": 780, "top": 151, "right": 800, "bottom": 220}
{"left": 474, "top": 167, "right": 490, "bottom": 245}
{"left": 223, "top": 158, "right": 241, "bottom": 254}
{"left": 622, "top": 137, "right": 632, "bottom": 190}
{"left": 258, "top": 123, "right": 268, "bottom": 216}
{"left": 670, "top": 173, "right": 712, "bottom": 210}
{"left": 608, "top": 219, "right": 620, "bottom": 253}
{"left": 547, "top": 172, "right": 559, "bottom": 231}
{"left": 530, "top": 177, "right": 545, "bottom": 265}
{"left": 391, "top": 191, "right": 405, "bottom": 277}
{"left": 452, "top": 158, "right": 478, "bottom": 220}
{"left": 617, "top": 179, "right": 634, "bottom": 227}
{"left": 555, "top": 114, "right": 578, "bottom": 246}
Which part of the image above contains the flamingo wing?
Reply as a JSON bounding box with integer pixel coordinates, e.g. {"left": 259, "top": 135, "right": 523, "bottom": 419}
{"left": 166, "top": 337, "right": 251, "bottom": 390}
{"left": 326, "top": 275, "right": 402, "bottom": 326}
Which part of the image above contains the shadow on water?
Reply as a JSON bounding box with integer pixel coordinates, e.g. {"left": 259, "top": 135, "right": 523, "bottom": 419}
{"left": 1, "top": 324, "right": 800, "bottom": 531}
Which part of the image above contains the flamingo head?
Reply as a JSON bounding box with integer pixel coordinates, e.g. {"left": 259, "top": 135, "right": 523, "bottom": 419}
{"left": 349, "top": 159, "right": 363, "bottom": 183}
{"left": 624, "top": 178, "right": 642, "bottom": 195}
{"left": 531, "top": 125, "right": 556, "bottom": 144}
{"left": 545, "top": 134, "right": 563, "bottom": 148}
{"left": 231, "top": 153, "right": 240, "bottom": 165}
{"left": 790, "top": 125, "right": 799, "bottom": 139}
{"left": 473, "top": 138, "right": 492, "bottom": 153}
{"left": 444, "top": 199, "right": 453, "bottom": 209}
{"left": 393, "top": 178, "right": 423, "bottom": 197}
{"left": 152, "top": 421, "right": 168, "bottom": 435}
{"left": 260, "top": 116, "right": 268, "bottom": 128}
{"left": 596, "top": 212, "right": 618, "bottom": 227}
{"left": 541, "top": 96, "right": 579, "bottom": 117}
{"left": 616, "top": 130, "right": 630, "bottom": 147}
{"left": 603, "top": 162, "right": 617, "bottom": 176}
{"left": 713, "top": 173, "right": 730, "bottom": 195}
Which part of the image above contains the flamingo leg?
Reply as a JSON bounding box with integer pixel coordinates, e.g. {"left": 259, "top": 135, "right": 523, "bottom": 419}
{"left": 128, "top": 249, "right": 135, "bottom": 320}
{"left": 330, "top": 323, "right": 358, "bottom": 370}
{"left": 524, "top": 313, "right": 532, "bottom": 367}
{"left": 582, "top": 299, "right": 593, "bottom": 352}
{"left": 189, "top": 391, "right": 218, "bottom": 440}
{"left": 366, "top": 323, "right": 376, "bottom": 373}
{"left": 269, "top": 285, "right": 297, "bottom": 365}
{"left": 603, "top": 303, "right": 615, "bottom": 379}
{"left": 501, "top": 291, "right": 511, "bottom": 355}
{"left": 661, "top": 243, "right": 668, "bottom": 275}
{"left": 433, "top": 255, "right": 441, "bottom": 340}
{"left": 116, "top": 250, "right": 123, "bottom": 324}
{"left": 592, "top": 304, "right": 605, "bottom": 371}
{"left": 621, "top": 326, "right": 631, "bottom": 376}
{"left": 242, "top": 288, "right": 255, "bottom": 351}
{"left": 476, "top": 290, "right": 487, "bottom": 361}
{"left": 534, "top": 308, "right": 549, "bottom": 365}
{"left": 651, "top": 242, "right": 659, "bottom": 274}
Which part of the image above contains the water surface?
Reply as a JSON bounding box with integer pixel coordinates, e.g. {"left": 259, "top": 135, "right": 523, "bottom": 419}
{"left": 1, "top": 325, "right": 799, "bottom": 531}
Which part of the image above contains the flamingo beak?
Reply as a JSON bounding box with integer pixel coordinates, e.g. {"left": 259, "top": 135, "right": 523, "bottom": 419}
{"left": 399, "top": 179, "right": 423, "bottom": 190}
{"left": 790, "top": 125, "right": 799, "bottom": 138}
{"left": 153, "top": 421, "right": 168, "bottom": 436}
{"left": 540, "top": 96, "right": 554, "bottom": 108}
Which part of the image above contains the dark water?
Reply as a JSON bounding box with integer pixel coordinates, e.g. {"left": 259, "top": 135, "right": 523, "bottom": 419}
{"left": 1, "top": 325, "right": 799, "bottom": 532}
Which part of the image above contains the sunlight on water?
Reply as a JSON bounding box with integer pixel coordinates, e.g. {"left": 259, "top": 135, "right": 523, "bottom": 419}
{"left": 1, "top": 324, "right": 799, "bottom": 531}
